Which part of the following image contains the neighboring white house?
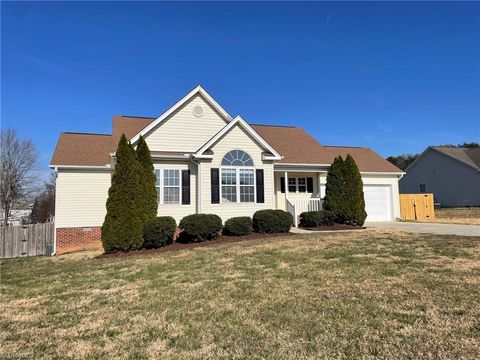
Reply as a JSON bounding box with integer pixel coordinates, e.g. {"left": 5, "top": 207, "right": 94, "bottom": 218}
{"left": 400, "top": 146, "right": 480, "bottom": 207}
{"left": 50, "top": 86, "right": 403, "bottom": 254}
{"left": 0, "top": 206, "right": 33, "bottom": 226}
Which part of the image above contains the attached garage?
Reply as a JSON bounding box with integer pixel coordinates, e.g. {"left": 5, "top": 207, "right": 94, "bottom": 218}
{"left": 363, "top": 185, "right": 394, "bottom": 221}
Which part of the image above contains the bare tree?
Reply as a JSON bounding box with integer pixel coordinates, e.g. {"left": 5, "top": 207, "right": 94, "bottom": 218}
{"left": 1, "top": 129, "right": 38, "bottom": 226}
{"left": 30, "top": 172, "right": 56, "bottom": 224}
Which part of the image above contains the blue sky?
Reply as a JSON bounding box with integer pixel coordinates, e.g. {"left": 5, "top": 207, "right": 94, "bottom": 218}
{"left": 2, "top": 1, "right": 479, "bottom": 177}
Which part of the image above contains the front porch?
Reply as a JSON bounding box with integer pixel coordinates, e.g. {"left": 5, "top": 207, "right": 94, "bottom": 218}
{"left": 274, "top": 168, "right": 327, "bottom": 226}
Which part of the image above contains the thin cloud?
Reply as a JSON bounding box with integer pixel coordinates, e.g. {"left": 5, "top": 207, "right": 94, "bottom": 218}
{"left": 323, "top": 14, "right": 331, "bottom": 30}
{"left": 16, "top": 52, "right": 75, "bottom": 75}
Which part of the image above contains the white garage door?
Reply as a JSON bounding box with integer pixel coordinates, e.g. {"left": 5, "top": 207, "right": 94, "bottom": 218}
{"left": 363, "top": 185, "right": 393, "bottom": 221}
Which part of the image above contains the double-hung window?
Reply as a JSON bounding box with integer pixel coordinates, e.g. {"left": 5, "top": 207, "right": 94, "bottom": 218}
{"left": 221, "top": 168, "right": 237, "bottom": 203}
{"left": 220, "top": 150, "right": 255, "bottom": 203}
{"left": 288, "top": 177, "right": 307, "bottom": 193}
{"left": 288, "top": 178, "right": 297, "bottom": 192}
{"left": 163, "top": 169, "right": 180, "bottom": 204}
{"left": 155, "top": 169, "right": 181, "bottom": 204}
{"left": 239, "top": 169, "right": 255, "bottom": 202}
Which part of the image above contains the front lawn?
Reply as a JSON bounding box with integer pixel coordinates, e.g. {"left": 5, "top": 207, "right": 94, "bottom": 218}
{"left": 435, "top": 207, "right": 480, "bottom": 225}
{"left": 1, "top": 230, "right": 479, "bottom": 359}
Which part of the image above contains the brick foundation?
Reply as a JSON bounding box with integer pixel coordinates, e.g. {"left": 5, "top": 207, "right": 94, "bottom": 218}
{"left": 56, "top": 227, "right": 103, "bottom": 255}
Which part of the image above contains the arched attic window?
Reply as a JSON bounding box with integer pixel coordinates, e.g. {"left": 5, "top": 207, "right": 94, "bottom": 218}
{"left": 221, "top": 150, "right": 254, "bottom": 166}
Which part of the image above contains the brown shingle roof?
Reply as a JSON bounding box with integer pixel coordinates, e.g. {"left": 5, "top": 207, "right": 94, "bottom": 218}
{"left": 112, "top": 115, "right": 155, "bottom": 144}
{"left": 51, "top": 116, "right": 157, "bottom": 166}
{"left": 432, "top": 146, "right": 480, "bottom": 170}
{"left": 51, "top": 117, "right": 402, "bottom": 172}
{"left": 251, "top": 124, "right": 401, "bottom": 172}
{"left": 50, "top": 133, "right": 113, "bottom": 166}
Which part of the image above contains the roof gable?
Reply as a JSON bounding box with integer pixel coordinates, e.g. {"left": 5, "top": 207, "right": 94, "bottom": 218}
{"left": 432, "top": 147, "right": 480, "bottom": 171}
{"left": 142, "top": 94, "right": 230, "bottom": 152}
{"left": 194, "top": 116, "right": 282, "bottom": 160}
{"left": 406, "top": 146, "right": 480, "bottom": 173}
{"left": 129, "top": 85, "right": 232, "bottom": 145}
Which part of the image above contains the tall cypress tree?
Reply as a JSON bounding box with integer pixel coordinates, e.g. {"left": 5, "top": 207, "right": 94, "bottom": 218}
{"left": 324, "top": 156, "right": 347, "bottom": 222}
{"left": 136, "top": 136, "right": 157, "bottom": 225}
{"left": 101, "top": 134, "right": 143, "bottom": 253}
{"left": 343, "top": 154, "right": 367, "bottom": 226}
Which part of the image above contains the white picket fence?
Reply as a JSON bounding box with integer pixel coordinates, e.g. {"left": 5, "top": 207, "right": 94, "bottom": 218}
{"left": 0, "top": 223, "right": 54, "bottom": 259}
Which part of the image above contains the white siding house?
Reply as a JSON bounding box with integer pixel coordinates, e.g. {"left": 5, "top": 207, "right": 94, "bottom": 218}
{"left": 50, "top": 86, "right": 403, "bottom": 254}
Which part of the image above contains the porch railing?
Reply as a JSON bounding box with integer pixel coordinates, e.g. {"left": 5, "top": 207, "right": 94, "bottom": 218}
{"left": 293, "top": 198, "right": 323, "bottom": 215}
{"left": 286, "top": 199, "right": 298, "bottom": 227}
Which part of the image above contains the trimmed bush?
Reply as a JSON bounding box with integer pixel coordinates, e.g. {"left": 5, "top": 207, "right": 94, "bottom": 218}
{"left": 299, "top": 210, "right": 335, "bottom": 227}
{"left": 136, "top": 136, "right": 158, "bottom": 226}
{"left": 252, "top": 210, "right": 292, "bottom": 233}
{"left": 223, "top": 217, "right": 252, "bottom": 236}
{"left": 343, "top": 155, "right": 367, "bottom": 226}
{"left": 323, "top": 156, "right": 347, "bottom": 223}
{"left": 143, "top": 216, "right": 176, "bottom": 249}
{"left": 179, "top": 214, "right": 222, "bottom": 243}
{"left": 323, "top": 154, "right": 367, "bottom": 226}
{"left": 102, "top": 134, "right": 144, "bottom": 253}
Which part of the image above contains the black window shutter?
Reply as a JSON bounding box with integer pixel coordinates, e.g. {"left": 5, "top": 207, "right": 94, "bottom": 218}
{"left": 280, "top": 177, "right": 285, "bottom": 193}
{"left": 182, "top": 170, "right": 190, "bottom": 205}
{"left": 256, "top": 169, "right": 264, "bottom": 203}
{"left": 211, "top": 168, "right": 220, "bottom": 204}
{"left": 307, "top": 177, "right": 314, "bottom": 193}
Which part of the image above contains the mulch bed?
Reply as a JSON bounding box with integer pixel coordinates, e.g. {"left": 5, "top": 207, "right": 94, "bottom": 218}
{"left": 95, "top": 232, "right": 295, "bottom": 259}
{"left": 300, "top": 224, "right": 365, "bottom": 231}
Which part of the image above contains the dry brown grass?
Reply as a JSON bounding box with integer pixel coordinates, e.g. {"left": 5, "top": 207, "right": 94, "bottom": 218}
{"left": 432, "top": 207, "right": 480, "bottom": 225}
{"left": 1, "top": 230, "right": 479, "bottom": 359}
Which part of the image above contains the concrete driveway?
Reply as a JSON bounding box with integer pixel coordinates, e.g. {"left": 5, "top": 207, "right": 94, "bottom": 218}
{"left": 366, "top": 221, "right": 480, "bottom": 237}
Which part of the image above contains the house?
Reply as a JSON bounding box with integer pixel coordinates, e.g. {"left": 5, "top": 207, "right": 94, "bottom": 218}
{"left": 0, "top": 205, "right": 33, "bottom": 226}
{"left": 50, "top": 86, "right": 403, "bottom": 254}
{"left": 400, "top": 146, "right": 480, "bottom": 207}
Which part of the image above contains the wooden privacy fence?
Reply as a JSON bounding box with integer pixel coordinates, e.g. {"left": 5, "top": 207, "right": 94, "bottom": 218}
{"left": 0, "top": 222, "right": 54, "bottom": 259}
{"left": 400, "top": 194, "right": 435, "bottom": 221}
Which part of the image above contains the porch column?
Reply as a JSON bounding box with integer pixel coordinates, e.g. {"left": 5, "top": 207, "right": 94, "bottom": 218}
{"left": 284, "top": 171, "right": 288, "bottom": 200}
{"left": 317, "top": 172, "right": 321, "bottom": 198}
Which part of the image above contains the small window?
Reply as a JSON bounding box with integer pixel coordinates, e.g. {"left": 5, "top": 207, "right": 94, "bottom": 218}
{"left": 419, "top": 183, "right": 426, "bottom": 193}
{"left": 288, "top": 178, "right": 297, "bottom": 192}
{"left": 298, "top": 178, "right": 306, "bottom": 192}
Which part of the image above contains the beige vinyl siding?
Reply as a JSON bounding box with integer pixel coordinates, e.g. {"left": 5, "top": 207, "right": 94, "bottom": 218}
{"left": 55, "top": 169, "right": 111, "bottom": 228}
{"left": 145, "top": 95, "right": 228, "bottom": 153}
{"left": 154, "top": 161, "right": 197, "bottom": 223}
{"left": 200, "top": 125, "right": 275, "bottom": 222}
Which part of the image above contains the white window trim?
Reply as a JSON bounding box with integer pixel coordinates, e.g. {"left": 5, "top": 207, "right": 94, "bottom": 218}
{"left": 156, "top": 169, "right": 182, "bottom": 205}
{"left": 287, "top": 177, "right": 308, "bottom": 193}
{"left": 220, "top": 166, "right": 256, "bottom": 204}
